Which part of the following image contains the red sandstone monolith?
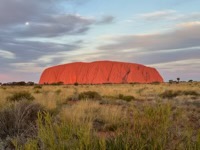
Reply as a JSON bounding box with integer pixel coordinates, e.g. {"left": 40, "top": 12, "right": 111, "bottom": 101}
{"left": 39, "top": 61, "right": 163, "bottom": 84}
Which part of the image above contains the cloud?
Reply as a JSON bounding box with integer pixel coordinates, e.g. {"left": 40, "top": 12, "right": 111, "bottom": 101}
{"left": 0, "top": 0, "right": 54, "bottom": 27}
{"left": 178, "top": 21, "right": 200, "bottom": 27}
{"left": 149, "top": 59, "right": 200, "bottom": 71}
{"left": 0, "top": 0, "right": 96, "bottom": 38}
{"left": 0, "top": 50, "right": 15, "bottom": 59}
{"left": 0, "top": 0, "right": 114, "bottom": 38}
{"left": 35, "top": 48, "right": 102, "bottom": 65}
{"left": 13, "top": 14, "right": 95, "bottom": 37}
{"left": 138, "top": 10, "right": 176, "bottom": 21}
{"left": 137, "top": 10, "right": 200, "bottom": 22}
{"left": 0, "top": 38, "right": 79, "bottom": 62}
{"left": 98, "top": 22, "right": 200, "bottom": 51}
{"left": 10, "top": 63, "right": 43, "bottom": 73}
{"left": 97, "top": 15, "right": 115, "bottom": 24}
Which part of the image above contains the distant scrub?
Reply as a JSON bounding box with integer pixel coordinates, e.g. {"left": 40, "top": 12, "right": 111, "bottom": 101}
{"left": 129, "top": 82, "right": 140, "bottom": 85}
{"left": 7, "top": 91, "right": 35, "bottom": 102}
{"left": 50, "top": 82, "right": 64, "bottom": 85}
{"left": 2, "top": 81, "right": 35, "bottom": 86}
{"left": 79, "top": 91, "right": 102, "bottom": 100}
{"left": 67, "top": 91, "right": 102, "bottom": 101}
{"left": 182, "top": 90, "right": 199, "bottom": 96}
{"left": 102, "top": 94, "right": 135, "bottom": 102}
{"left": 74, "top": 82, "right": 79, "bottom": 86}
{"left": 34, "top": 90, "right": 41, "bottom": 94}
{"left": 150, "top": 81, "right": 160, "bottom": 85}
{"left": 55, "top": 89, "right": 62, "bottom": 95}
{"left": 118, "top": 94, "right": 135, "bottom": 102}
{"left": 160, "top": 90, "right": 199, "bottom": 99}
{"left": 33, "top": 85, "right": 42, "bottom": 89}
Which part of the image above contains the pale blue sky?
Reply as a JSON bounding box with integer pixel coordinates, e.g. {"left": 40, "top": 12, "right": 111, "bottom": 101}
{"left": 0, "top": 0, "right": 199, "bottom": 82}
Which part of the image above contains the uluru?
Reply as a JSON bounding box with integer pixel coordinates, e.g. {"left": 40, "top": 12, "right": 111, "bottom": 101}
{"left": 39, "top": 61, "right": 163, "bottom": 84}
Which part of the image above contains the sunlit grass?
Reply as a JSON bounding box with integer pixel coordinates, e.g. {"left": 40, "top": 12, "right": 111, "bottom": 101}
{"left": 0, "top": 82, "right": 199, "bottom": 149}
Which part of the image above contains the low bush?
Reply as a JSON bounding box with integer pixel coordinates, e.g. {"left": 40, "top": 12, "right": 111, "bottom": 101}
{"left": 7, "top": 91, "right": 35, "bottom": 102}
{"left": 160, "top": 90, "right": 180, "bottom": 99}
{"left": 182, "top": 90, "right": 199, "bottom": 96}
{"left": 74, "top": 82, "right": 79, "bottom": 86}
{"left": 51, "top": 82, "right": 64, "bottom": 85}
{"left": 67, "top": 89, "right": 79, "bottom": 101}
{"left": 118, "top": 94, "right": 135, "bottom": 102}
{"left": 79, "top": 91, "right": 102, "bottom": 100}
{"left": 0, "top": 101, "right": 45, "bottom": 148}
{"left": 55, "top": 89, "right": 61, "bottom": 95}
{"left": 150, "top": 81, "right": 160, "bottom": 85}
{"left": 160, "top": 90, "right": 199, "bottom": 99}
{"left": 33, "top": 85, "right": 42, "bottom": 89}
{"left": 34, "top": 90, "right": 41, "bottom": 94}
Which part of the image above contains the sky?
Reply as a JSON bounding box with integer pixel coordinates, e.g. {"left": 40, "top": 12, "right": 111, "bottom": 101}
{"left": 0, "top": 0, "right": 200, "bottom": 83}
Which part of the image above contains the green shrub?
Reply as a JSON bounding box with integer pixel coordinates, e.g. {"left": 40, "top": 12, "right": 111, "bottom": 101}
{"left": 160, "top": 90, "right": 199, "bottom": 99}
{"left": 34, "top": 90, "right": 41, "bottom": 94}
{"left": 0, "top": 101, "right": 45, "bottom": 149}
{"left": 182, "top": 90, "right": 199, "bottom": 96}
{"left": 150, "top": 81, "right": 160, "bottom": 85}
{"left": 118, "top": 94, "right": 135, "bottom": 102}
{"left": 79, "top": 91, "right": 102, "bottom": 100}
{"left": 33, "top": 85, "right": 42, "bottom": 89}
{"left": 7, "top": 91, "right": 35, "bottom": 102}
{"left": 129, "top": 82, "right": 140, "bottom": 85}
{"left": 16, "top": 112, "right": 100, "bottom": 150}
{"left": 49, "top": 82, "right": 64, "bottom": 85}
{"left": 67, "top": 89, "right": 79, "bottom": 101}
{"left": 160, "top": 90, "right": 180, "bottom": 99}
{"left": 55, "top": 89, "right": 61, "bottom": 95}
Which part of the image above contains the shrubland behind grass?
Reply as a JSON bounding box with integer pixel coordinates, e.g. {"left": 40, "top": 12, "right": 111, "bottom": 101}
{"left": 0, "top": 82, "right": 199, "bottom": 149}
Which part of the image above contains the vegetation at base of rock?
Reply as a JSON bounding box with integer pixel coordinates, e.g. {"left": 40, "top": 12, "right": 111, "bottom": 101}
{"left": 7, "top": 91, "right": 35, "bottom": 102}
{"left": 74, "top": 82, "right": 79, "bottom": 86}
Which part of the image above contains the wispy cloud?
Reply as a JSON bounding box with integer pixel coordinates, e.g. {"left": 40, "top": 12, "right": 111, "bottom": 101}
{"left": 137, "top": 10, "right": 200, "bottom": 22}
{"left": 0, "top": 49, "right": 15, "bottom": 59}
{"left": 138, "top": 10, "right": 177, "bottom": 21}
{"left": 13, "top": 14, "right": 95, "bottom": 37}
{"left": 98, "top": 21, "right": 200, "bottom": 51}
{"left": 10, "top": 63, "right": 43, "bottom": 73}
{"left": 96, "top": 15, "right": 115, "bottom": 24}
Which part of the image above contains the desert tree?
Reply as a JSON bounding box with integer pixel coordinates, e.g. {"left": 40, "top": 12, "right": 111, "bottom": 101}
{"left": 177, "top": 77, "right": 180, "bottom": 83}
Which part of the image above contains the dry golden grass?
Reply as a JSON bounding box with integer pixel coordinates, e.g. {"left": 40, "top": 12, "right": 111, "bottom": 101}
{"left": 0, "top": 82, "right": 199, "bottom": 149}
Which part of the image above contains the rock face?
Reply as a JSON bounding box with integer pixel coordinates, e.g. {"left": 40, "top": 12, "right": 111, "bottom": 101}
{"left": 39, "top": 61, "right": 163, "bottom": 84}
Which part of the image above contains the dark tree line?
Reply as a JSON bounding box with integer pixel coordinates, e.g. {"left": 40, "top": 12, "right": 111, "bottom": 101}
{"left": 1, "top": 81, "right": 35, "bottom": 86}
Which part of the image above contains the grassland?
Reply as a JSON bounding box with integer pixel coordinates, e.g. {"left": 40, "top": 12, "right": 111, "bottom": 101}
{"left": 0, "top": 82, "right": 200, "bottom": 150}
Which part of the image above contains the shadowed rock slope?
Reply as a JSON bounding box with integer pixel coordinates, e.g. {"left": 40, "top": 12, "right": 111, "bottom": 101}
{"left": 39, "top": 61, "right": 163, "bottom": 84}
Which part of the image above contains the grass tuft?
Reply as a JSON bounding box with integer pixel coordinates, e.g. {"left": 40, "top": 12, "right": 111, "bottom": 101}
{"left": 7, "top": 91, "right": 35, "bottom": 102}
